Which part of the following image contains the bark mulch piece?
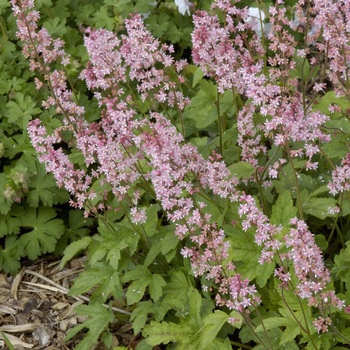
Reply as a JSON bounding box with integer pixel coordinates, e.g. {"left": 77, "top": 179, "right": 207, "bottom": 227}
{"left": 0, "top": 256, "right": 137, "bottom": 350}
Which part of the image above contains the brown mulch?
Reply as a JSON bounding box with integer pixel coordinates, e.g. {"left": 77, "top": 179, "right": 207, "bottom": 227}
{"left": 0, "top": 256, "right": 138, "bottom": 350}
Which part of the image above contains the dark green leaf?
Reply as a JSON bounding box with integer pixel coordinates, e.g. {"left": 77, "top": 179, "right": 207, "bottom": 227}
{"left": 19, "top": 207, "right": 65, "bottom": 260}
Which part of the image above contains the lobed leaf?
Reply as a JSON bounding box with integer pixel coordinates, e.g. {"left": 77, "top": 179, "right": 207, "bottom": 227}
{"left": 19, "top": 207, "right": 65, "bottom": 260}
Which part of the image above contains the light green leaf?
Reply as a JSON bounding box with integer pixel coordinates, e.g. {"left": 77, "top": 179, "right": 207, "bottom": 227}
{"left": 131, "top": 301, "right": 154, "bottom": 334}
{"left": 93, "top": 6, "right": 115, "bottom": 30}
{"left": 228, "top": 162, "right": 255, "bottom": 179}
{"left": 255, "top": 315, "right": 300, "bottom": 345}
{"left": 145, "top": 14, "right": 170, "bottom": 38}
{"left": 271, "top": 191, "right": 297, "bottom": 226}
{"left": 143, "top": 320, "right": 193, "bottom": 346}
{"left": 199, "top": 310, "right": 228, "bottom": 348}
{"left": 60, "top": 236, "right": 92, "bottom": 268}
{"left": 123, "top": 266, "right": 166, "bottom": 304}
{"left": 68, "top": 262, "right": 123, "bottom": 302}
{"left": 303, "top": 197, "right": 337, "bottom": 219}
{"left": 162, "top": 268, "right": 195, "bottom": 310}
{"left": 193, "top": 67, "right": 204, "bottom": 88}
{"left": 67, "top": 268, "right": 108, "bottom": 295}
{"left": 228, "top": 228, "right": 275, "bottom": 287}
{"left": 65, "top": 303, "right": 114, "bottom": 350}
{"left": 148, "top": 274, "right": 166, "bottom": 302}
{"left": 6, "top": 93, "right": 41, "bottom": 129}
{"left": 126, "top": 278, "right": 152, "bottom": 305}
{"left": 43, "top": 17, "right": 67, "bottom": 36}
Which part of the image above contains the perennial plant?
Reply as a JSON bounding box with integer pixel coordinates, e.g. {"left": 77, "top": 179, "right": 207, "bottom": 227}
{"left": 8, "top": 0, "right": 350, "bottom": 349}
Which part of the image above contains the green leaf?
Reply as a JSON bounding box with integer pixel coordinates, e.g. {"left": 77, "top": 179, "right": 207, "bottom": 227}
{"left": 5, "top": 93, "right": 41, "bottom": 129}
{"left": 143, "top": 320, "right": 193, "bottom": 346}
{"left": 271, "top": 191, "right": 297, "bottom": 226}
{"left": 162, "top": 268, "right": 195, "bottom": 310}
{"left": 0, "top": 235, "right": 24, "bottom": 275}
{"left": 315, "top": 234, "right": 328, "bottom": 251}
{"left": 122, "top": 266, "right": 166, "bottom": 304}
{"left": 148, "top": 274, "right": 166, "bottom": 301}
{"left": 28, "top": 162, "right": 70, "bottom": 207}
{"left": 255, "top": 315, "right": 300, "bottom": 345}
{"left": 0, "top": 174, "right": 12, "bottom": 215}
{"left": 19, "top": 207, "right": 65, "bottom": 260}
{"left": 144, "top": 226, "right": 179, "bottom": 267}
{"left": 143, "top": 289, "right": 204, "bottom": 348}
{"left": 199, "top": 310, "right": 228, "bottom": 348}
{"left": 184, "top": 79, "right": 221, "bottom": 129}
{"left": 192, "top": 67, "right": 204, "bottom": 88}
{"left": 55, "top": 210, "right": 94, "bottom": 255}
{"left": 43, "top": 17, "right": 67, "bottom": 36}
{"left": 68, "top": 262, "right": 123, "bottom": 302}
{"left": 166, "top": 22, "right": 182, "bottom": 43}
{"left": 93, "top": 6, "right": 115, "bottom": 30}
{"left": 315, "top": 91, "right": 350, "bottom": 115}
{"left": 0, "top": 0, "right": 10, "bottom": 15}
{"left": 131, "top": 300, "right": 154, "bottom": 334}
{"left": 145, "top": 14, "right": 170, "bottom": 38}
{"left": 61, "top": 236, "right": 92, "bottom": 268}
{"left": 4, "top": 134, "right": 42, "bottom": 168}
{"left": 65, "top": 303, "right": 114, "bottom": 350}
{"left": 133, "top": 0, "right": 154, "bottom": 12}
{"left": 89, "top": 225, "right": 129, "bottom": 270}
{"left": 0, "top": 331, "right": 16, "bottom": 350}
{"left": 68, "top": 268, "right": 107, "bottom": 295}
{"left": 302, "top": 197, "right": 337, "bottom": 219}
{"left": 333, "top": 242, "right": 350, "bottom": 284}
{"left": 227, "top": 227, "right": 275, "bottom": 287}
{"left": 143, "top": 204, "right": 159, "bottom": 237}
{"left": 0, "top": 206, "right": 24, "bottom": 238}
{"left": 228, "top": 162, "right": 255, "bottom": 179}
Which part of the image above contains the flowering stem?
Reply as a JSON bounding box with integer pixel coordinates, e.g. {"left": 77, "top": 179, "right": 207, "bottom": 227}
{"left": 254, "top": 307, "right": 275, "bottom": 350}
{"left": 241, "top": 312, "right": 272, "bottom": 350}
{"left": 216, "top": 89, "right": 223, "bottom": 155}
{"left": 282, "top": 287, "right": 318, "bottom": 350}
{"left": 329, "top": 322, "right": 350, "bottom": 344}
{"left": 256, "top": 145, "right": 281, "bottom": 215}
{"left": 318, "top": 144, "right": 337, "bottom": 171}
{"left": 281, "top": 288, "right": 308, "bottom": 334}
{"left": 284, "top": 140, "right": 303, "bottom": 219}
{"left": 334, "top": 220, "right": 345, "bottom": 248}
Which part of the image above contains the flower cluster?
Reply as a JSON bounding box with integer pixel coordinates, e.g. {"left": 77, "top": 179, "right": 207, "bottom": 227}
{"left": 13, "top": 0, "right": 261, "bottom": 316}
{"left": 328, "top": 153, "right": 350, "bottom": 195}
{"left": 314, "top": 0, "right": 350, "bottom": 96}
{"left": 192, "top": 0, "right": 331, "bottom": 174}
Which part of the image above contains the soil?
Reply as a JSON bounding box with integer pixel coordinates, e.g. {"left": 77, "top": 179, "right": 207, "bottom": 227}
{"left": 0, "top": 256, "right": 139, "bottom": 350}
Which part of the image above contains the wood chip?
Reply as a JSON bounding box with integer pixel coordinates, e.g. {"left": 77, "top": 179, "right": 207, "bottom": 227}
{"left": 0, "top": 324, "right": 37, "bottom": 333}
{"left": 0, "top": 332, "right": 34, "bottom": 349}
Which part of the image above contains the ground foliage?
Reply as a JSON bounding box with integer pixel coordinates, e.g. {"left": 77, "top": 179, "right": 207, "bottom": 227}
{"left": 2, "top": 0, "right": 350, "bottom": 349}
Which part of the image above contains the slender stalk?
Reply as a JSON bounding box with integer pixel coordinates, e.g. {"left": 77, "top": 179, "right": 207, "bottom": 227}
{"left": 241, "top": 312, "right": 272, "bottom": 350}
{"left": 216, "top": 89, "right": 223, "bottom": 155}
{"left": 283, "top": 140, "right": 303, "bottom": 219}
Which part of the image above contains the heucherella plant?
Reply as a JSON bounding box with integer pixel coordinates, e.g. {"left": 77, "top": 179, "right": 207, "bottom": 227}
{"left": 11, "top": 0, "right": 350, "bottom": 349}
